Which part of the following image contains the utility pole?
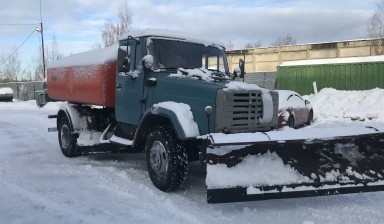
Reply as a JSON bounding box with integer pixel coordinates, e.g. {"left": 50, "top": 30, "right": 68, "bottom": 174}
{"left": 39, "top": 0, "right": 46, "bottom": 80}
{"left": 40, "top": 22, "right": 46, "bottom": 79}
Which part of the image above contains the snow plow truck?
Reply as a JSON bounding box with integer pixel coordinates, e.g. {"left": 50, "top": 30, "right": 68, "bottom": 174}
{"left": 36, "top": 29, "right": 384, "bottom": 203}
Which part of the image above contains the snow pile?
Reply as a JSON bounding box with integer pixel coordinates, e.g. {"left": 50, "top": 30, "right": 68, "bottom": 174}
{"left": 305, "top": 88, "right": 384, "bottom": 122}
{"left": 153, "top": 101, "right": 200, "bottom": 137}
{"left": 169, "top": 68, "right": 215, "bottom": 81}
{"left": 206, "top": 151, "right": 312, "bottom": 189}
{"left": 0, "top": 87, "right": 13, "bottom": 94}
{"left": 77, "top": 131, "right": 103, "bottom": 146}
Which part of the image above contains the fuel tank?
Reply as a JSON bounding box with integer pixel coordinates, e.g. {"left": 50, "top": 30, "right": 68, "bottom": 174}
{"left": 47, "top": 46, "right": 118, "bottom": 108}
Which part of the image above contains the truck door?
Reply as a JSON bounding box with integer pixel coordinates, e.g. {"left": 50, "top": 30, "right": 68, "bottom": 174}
{"left": 115, "top": 40, "right": 144, "bottom": 126}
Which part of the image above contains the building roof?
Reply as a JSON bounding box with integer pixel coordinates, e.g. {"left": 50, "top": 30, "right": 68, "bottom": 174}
{"left": 280, "top": 55, "right": 384, "bottom": 67}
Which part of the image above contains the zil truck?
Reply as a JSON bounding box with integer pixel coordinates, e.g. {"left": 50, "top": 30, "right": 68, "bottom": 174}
{"left": 37, "top": 29, "right": 384, "bottom": 203}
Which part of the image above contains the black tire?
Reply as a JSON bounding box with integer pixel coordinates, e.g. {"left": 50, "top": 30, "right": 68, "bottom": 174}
{"left": 288, "top": 116, "right": 295, "bottom": 128}
{"left": 145, "top": 126, "right": 188, "bottom": 192}
{"left": 58, "top": 115, "right": 79, "bottom": 157}
{"left": 307, "top": 110, "right": 314, "bottom": 125}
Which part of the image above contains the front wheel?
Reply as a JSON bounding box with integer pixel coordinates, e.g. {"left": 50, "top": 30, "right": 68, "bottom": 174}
{"left": 145, "top": 126, "right": 188, "bottom": 192}
{"left": 58, "top": 115, "right": 79, "bottom": 157}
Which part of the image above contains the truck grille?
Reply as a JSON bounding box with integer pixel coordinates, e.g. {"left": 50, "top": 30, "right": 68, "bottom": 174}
{"left": 215, "top": 90, "right": 278, "bottom": 133}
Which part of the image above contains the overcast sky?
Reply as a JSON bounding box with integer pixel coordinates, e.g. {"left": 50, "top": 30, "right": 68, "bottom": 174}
{"left": 0, "top": 0, "right": 379, "bottom": 70}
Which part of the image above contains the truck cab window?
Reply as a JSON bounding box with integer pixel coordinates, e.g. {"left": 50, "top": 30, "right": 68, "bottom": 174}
{"left": 203, "top": 55, "right": 225, "bottom": 72}
{"left": 118, "top": 45, "right": 131, "bottom": 72}
{"left": 147, "top": 38, "right": 229, "bottom": 76}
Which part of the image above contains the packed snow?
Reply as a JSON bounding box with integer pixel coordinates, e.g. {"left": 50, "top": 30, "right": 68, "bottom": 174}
{"left": 119, "top": 28, "right": 224, "bottom": 49}
{"left": 169, "top": 68, "right": 215, "bottom": 81}
{"left": 1, "top": 88, "right": 384, "bottom": 224}
{"left": 153, "top": 101, "right": 200, "bottom": 137}
{"left": 206, "top": 151, "right": 312, "bottom": 189}
{"left": 49, "top": 45, "right": 118, "bottom": 68}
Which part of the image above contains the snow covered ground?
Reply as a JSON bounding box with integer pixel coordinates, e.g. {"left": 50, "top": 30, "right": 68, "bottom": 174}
{"left": 1, "top": 88, "right": 384, "bottom": 224}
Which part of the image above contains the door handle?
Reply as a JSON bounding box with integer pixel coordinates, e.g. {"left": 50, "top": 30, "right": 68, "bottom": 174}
{"left": 116, "top": 84, "right": 123, "bottom": 90}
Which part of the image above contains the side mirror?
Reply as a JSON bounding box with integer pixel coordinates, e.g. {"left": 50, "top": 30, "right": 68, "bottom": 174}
{"left": 142, "top": 55, "right": 154, "bottom": 70}
{"left": 239, "top": 58, "right": 245, "bottom": 78}
{"left": 305, "top": 100, "right": 310, "bottom": 105}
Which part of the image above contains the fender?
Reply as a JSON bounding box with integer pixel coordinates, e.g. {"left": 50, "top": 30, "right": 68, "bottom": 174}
{"left": 57, "top": 103, "right": 86, "bottom": 132}
{"left": 137, "top": 105, "right": 200, "bottom": 141}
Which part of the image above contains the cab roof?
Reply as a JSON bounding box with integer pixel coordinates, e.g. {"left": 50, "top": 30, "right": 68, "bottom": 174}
{"left": 119, "top": 28, "right": 224, "bottom": 49}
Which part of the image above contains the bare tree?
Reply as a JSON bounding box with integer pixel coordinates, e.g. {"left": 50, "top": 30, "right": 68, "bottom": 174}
{"left": 271, "top": 34, "right": 297, "bottom": 46}
{"left": 0, "top": 50, "right": 23, "bottom": 82}
{"left": 244, "top": 40, "right": 263, "bottom": 48}
{"left": 47, "top": 34, "right": 64, "bottom": 65}
{"left": 368, "top": 0, "right": 384, "bottom": 54}
{"left": 226, "top": 41, "right": 235, "bottom": 50}
{"left": 34, "top": 34, "right": 64, "bottom": 81}
{"left": 101, "top": 1, "right": 133, "bottom": 47}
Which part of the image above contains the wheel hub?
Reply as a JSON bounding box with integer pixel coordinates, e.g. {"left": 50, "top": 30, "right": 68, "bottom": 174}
{"left": 60, "top": 124, "right": 71, "bottom": 150}
{"left": 149, "top": 141, "right": 168, "bottom": 178}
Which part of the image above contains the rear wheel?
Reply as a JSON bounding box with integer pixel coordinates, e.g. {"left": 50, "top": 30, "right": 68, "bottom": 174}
{"left": 288, "top": 116, "right": 295, "bottom": 128}
{"left": 145, "top": 126, "right": 188, "bottom": 192}
{"left": 58, "top": 115, "right": 79, "bottom": 157}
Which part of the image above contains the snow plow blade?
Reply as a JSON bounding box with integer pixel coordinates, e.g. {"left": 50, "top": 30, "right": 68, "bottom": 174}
{"left": 205, "top": 126, "right": 384, "bottom": 203}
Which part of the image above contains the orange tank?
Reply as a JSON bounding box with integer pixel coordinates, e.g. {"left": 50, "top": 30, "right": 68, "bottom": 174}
{"left": 47, "top": 46, "right": 118, "bottom": 108}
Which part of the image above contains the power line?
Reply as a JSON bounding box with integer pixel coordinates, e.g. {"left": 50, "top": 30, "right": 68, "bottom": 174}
{"left": 0, "top": 26, "right": 40, "bottom": 68}
{"left": 0, "top": 23, "right": 39, "bottom": 26}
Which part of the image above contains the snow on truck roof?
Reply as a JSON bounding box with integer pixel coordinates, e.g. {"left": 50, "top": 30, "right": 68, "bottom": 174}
{"left": 119, "top": 28, "right": 224, "bottom": 49}
{"left": 280, "top": 55, "right": 384, "bottom": 67}
{"left": 49, "top": 29, "right": 224, "bottom": 69}
{"left": 49, "top": 45, "right": 118, "bottom": 68}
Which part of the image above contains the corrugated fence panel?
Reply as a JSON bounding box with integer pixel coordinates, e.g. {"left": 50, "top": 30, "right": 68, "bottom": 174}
{"left": 277, "top": 61, "right": 384, "bottom": 95}
{"left": 244, "top": 72, "right": 277, "bottom": 89}
{"left": 0, "top": 81, "right": 44, "bottom": 100}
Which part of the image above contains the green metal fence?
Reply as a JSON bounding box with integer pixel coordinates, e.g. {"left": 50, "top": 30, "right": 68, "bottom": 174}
{"left": 276, "top": 61, "right": 384, "bottom": 95}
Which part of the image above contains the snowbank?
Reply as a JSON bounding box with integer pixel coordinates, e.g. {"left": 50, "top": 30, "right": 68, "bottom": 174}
{"left": 305, "top": 88, "right": 384, "bottom": 122}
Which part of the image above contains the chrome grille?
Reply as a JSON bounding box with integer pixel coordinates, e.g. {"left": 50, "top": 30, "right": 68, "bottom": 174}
{"left": 215, "top": 89, "right": 278, "bottom": 133}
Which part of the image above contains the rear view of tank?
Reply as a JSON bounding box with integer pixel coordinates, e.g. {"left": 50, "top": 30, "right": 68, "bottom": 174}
{"left": 46, "top": 45, "right": 118, "bottom": 108}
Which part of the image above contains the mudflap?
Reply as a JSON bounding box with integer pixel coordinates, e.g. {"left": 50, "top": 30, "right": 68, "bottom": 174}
{"left": 206, "top": 132, "right": 384, "bottom": 203}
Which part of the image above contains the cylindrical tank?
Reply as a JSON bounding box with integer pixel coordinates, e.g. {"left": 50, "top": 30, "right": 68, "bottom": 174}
{"left": 47, "top": 46, "right": 118, "bottom": 108}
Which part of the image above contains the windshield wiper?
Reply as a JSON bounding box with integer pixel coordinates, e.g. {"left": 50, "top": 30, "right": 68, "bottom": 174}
{"left": 206, "top": 69, "right": 230, "bottom": 80}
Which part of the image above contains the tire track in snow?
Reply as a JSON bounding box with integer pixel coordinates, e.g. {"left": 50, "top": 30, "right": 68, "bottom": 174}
{"left": 77, "top": 157, "right": 235, "bottom": 224}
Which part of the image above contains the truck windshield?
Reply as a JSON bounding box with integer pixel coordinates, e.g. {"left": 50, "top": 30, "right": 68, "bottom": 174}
{"left": 147, "top": 38, "right": 229, "bottom": 75}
